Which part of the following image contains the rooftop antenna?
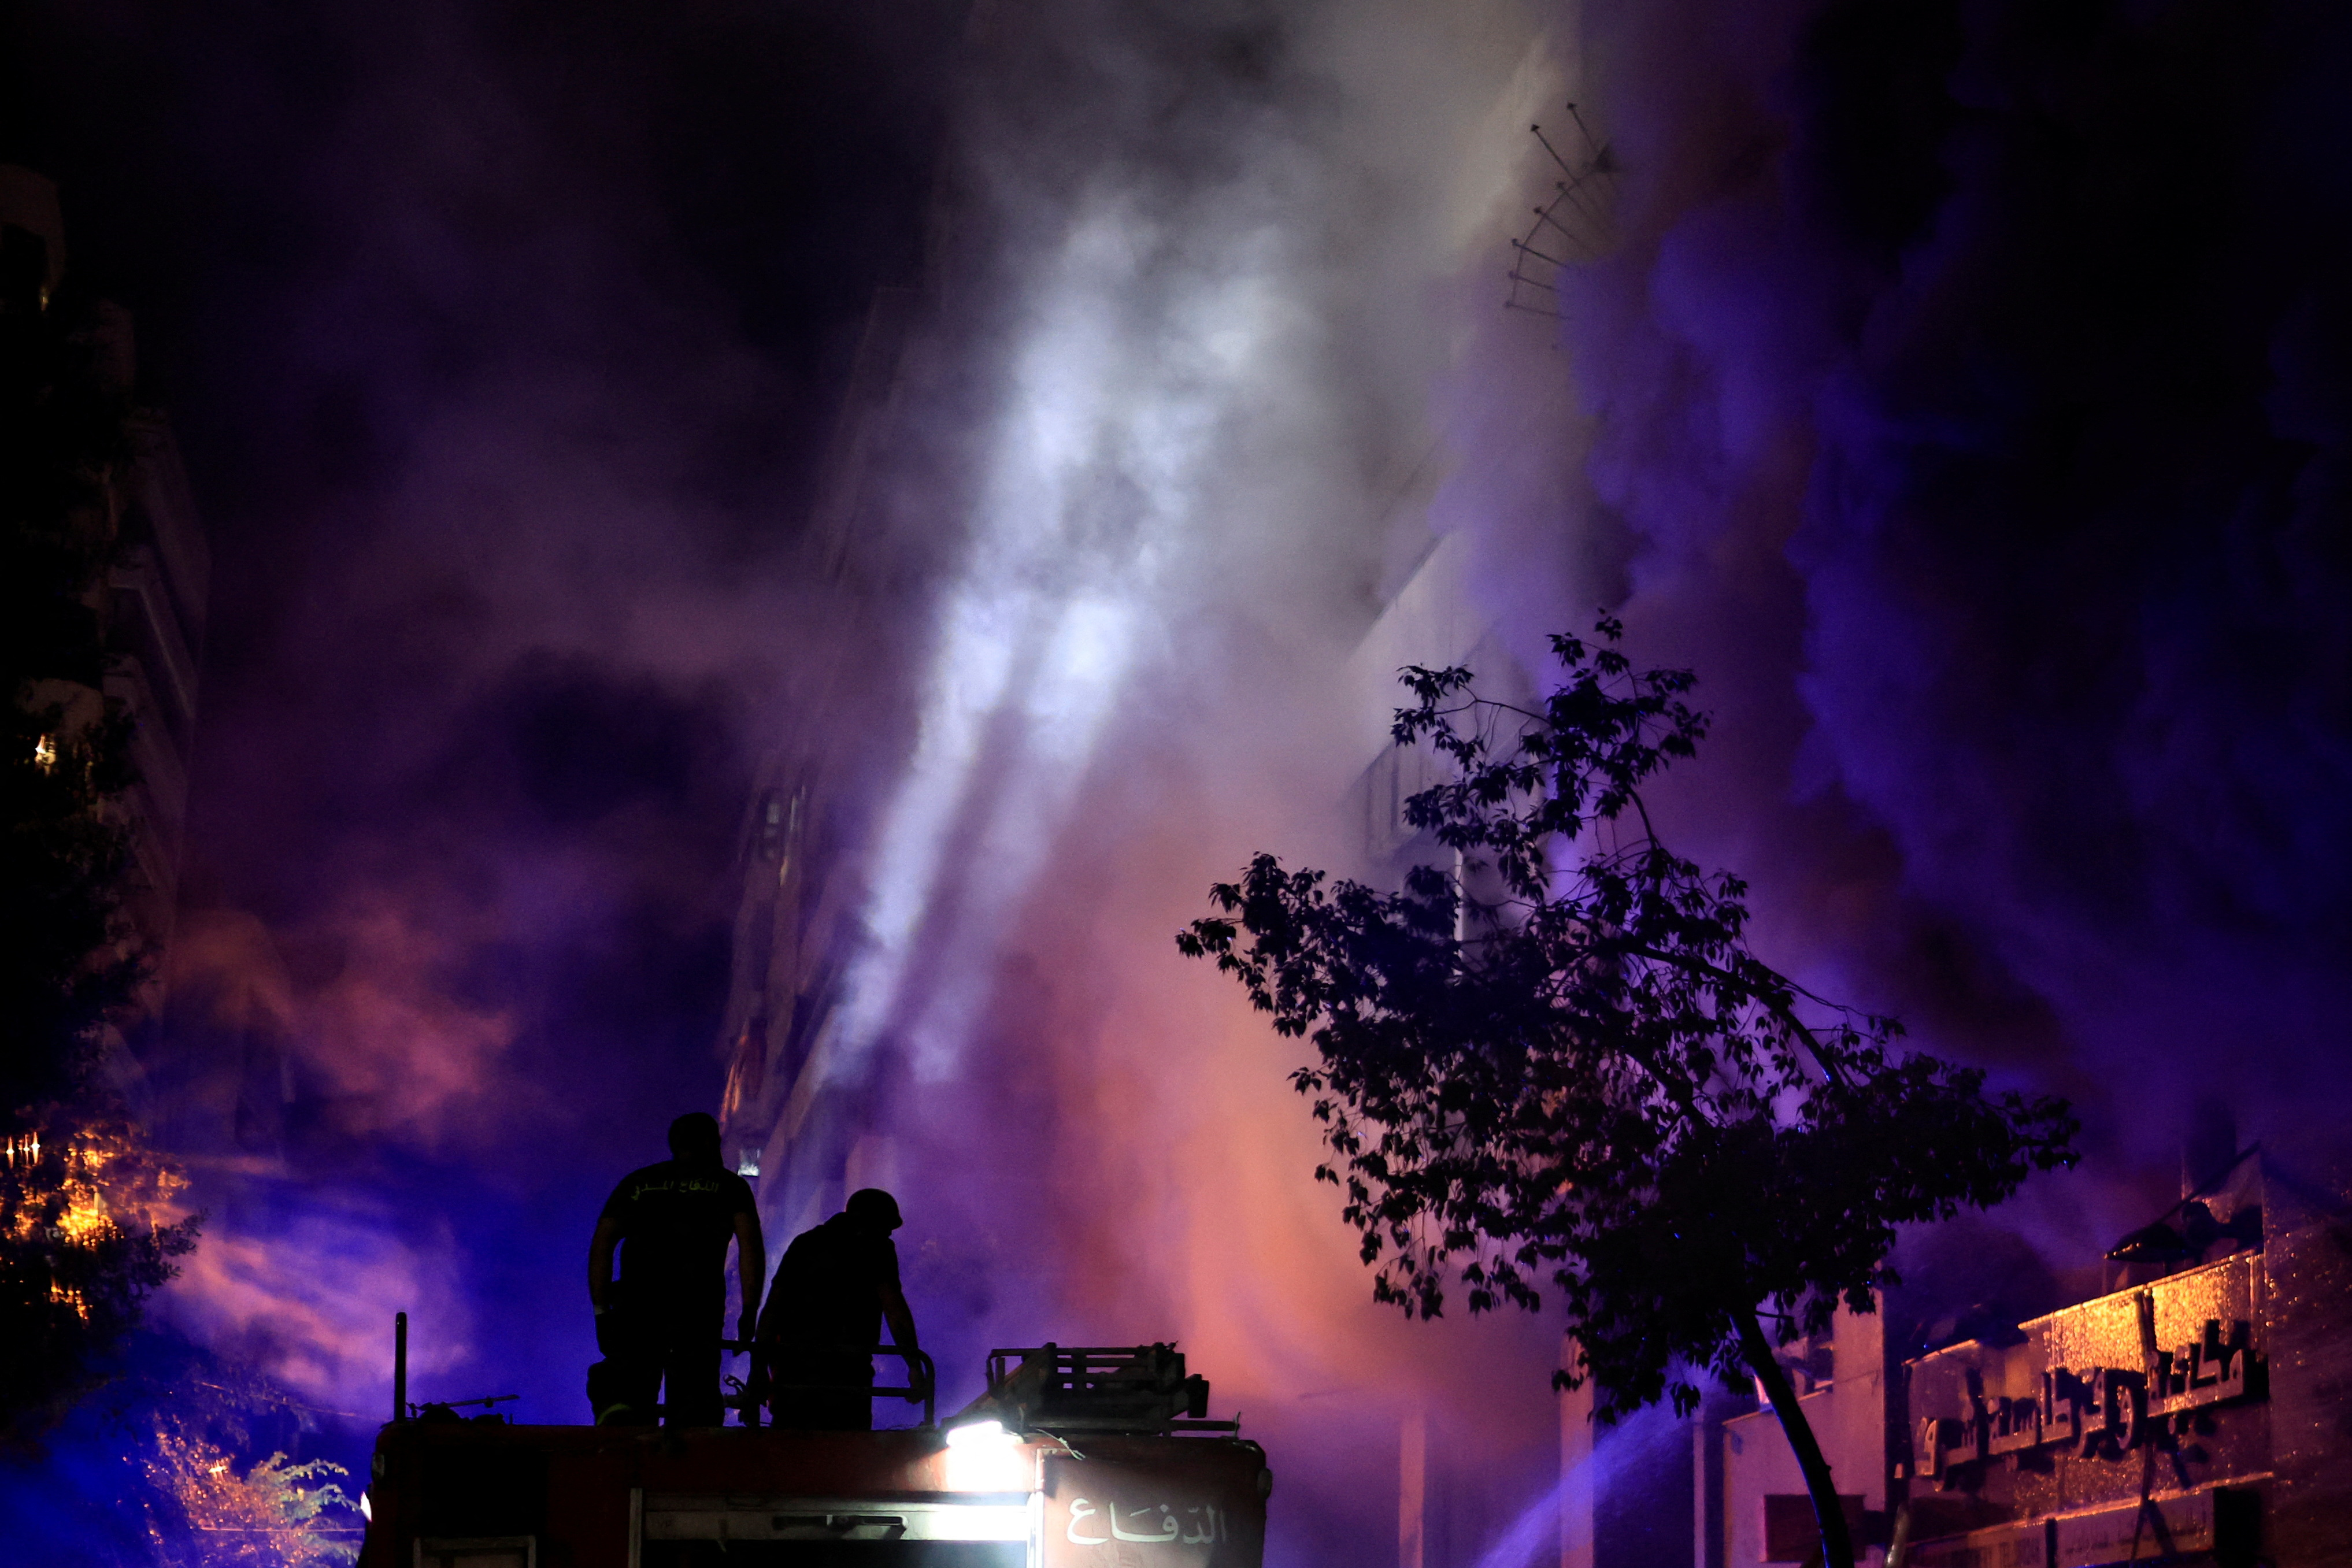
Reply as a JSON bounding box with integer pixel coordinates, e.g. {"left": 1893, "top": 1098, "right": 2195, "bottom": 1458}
{"left": 1507, "top": 102, "right": 1619, "bottom": 320}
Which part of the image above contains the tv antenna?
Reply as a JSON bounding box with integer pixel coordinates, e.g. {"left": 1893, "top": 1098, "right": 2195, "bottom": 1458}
{"left": 1507, "top": 103, "right": 1618, "bottom": 319}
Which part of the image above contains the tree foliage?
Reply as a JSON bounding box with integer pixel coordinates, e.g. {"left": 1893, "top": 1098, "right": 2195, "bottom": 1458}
{"left": 1180, "top": 620, "right": 2077, "bottom": 1421}
{"left": 0, "top": 1107, "right": 197, "bottom": 1433}
{"left": 145, "top": 1435, "right": 361, "bottom": 1568}
{"left": 1, "top": 703, "right": 145, "bottom": 1107}
{"left": 0, "top": 1329, "right": 361, "bottom": 1566}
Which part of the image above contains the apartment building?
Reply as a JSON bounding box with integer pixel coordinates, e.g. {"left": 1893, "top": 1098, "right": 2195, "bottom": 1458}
{"left": 3, "top": 165, "right": 211, "bottom": 1093}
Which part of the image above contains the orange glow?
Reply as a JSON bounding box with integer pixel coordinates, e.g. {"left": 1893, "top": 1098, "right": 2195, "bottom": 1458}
{"left": 3, "top": 1115, "right": 191, "bottom": 1321}
{"left": 8, "top": 1126, "right": 184, "bottom": 1243}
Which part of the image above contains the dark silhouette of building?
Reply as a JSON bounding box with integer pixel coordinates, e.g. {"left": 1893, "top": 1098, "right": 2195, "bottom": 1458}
{"left": 2, "top": 165, "right": 210, "bottom": 1105}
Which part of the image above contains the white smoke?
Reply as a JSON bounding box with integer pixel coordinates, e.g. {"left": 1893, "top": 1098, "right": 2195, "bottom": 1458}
{"left": 817, "top": 3, "right": 1594, "bottom": 1562}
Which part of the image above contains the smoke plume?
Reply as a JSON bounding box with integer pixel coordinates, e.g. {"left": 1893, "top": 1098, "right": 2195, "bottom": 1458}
{"left": 1538, "top": 0, "right": 2352, "bottom": 1267}
{"left": 9, "top": 0, "right": 2347, "bottom": 1563}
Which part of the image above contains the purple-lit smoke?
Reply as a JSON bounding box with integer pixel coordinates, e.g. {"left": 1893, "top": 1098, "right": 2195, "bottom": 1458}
{"left": 6, "top": 0, "right": 2349, "bottom": 1562}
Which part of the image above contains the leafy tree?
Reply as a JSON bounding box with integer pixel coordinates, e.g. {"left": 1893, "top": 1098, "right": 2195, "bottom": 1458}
{"left": 1180, "top": 619, "right": 2076, "bottom": 1568}
{"left": 0, "top": 1105, "right": 197, "bottom": 1433}
{"left": 0, "top": 1325, "right": 358, "bottom": 1566}
{"left": 145, "top": 1434, "right": 362, "bottom": 1568}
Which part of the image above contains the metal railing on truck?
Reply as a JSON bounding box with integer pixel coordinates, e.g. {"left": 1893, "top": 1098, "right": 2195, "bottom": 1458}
{"left": 977, "top": 1343, "right": 1234, "bottom": 1436}
{"left": 723, "top": 1337, "right": 937, "bottom": 1428}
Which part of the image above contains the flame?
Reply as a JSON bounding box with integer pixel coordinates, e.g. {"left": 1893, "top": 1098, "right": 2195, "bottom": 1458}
{"left": 8, "top": 1127, "right": 181, "bottom": 1245}
{"left": 3, "top": 1114, "right": 191, "bottom": 1320}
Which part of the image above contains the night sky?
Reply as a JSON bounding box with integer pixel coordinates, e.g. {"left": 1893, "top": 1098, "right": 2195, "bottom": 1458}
{"left": 5, "top": 0, "right": 963, "bottom": 1467}
{"left": 8, "top": 0, "right": 2352, "bottom": 1563}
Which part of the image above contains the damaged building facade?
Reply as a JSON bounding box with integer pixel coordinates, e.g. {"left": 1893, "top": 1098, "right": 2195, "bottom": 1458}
{"left": 1565, "top": 1147, "right": 2352, "bottom": 1568}
{"left": 712, "top": 280, "right": 935, "bottom": 1249}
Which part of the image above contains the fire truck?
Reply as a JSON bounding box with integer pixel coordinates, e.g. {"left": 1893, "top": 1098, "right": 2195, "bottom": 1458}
{"left": 359, "top": 1332, "right": 1271, "bottom": 1568}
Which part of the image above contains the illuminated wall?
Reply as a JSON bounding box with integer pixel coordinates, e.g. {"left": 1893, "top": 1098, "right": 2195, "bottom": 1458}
{"left": 1679, "top": 1152, "right": 2352, "bottom": 1567}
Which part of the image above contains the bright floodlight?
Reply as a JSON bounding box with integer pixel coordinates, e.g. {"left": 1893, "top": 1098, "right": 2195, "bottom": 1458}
{"left": 942, "top": 1415, "right": 1029, "bottom": 1493}
{"left": 945, "top": 1418, "right": 1010, "bottom": 1448}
